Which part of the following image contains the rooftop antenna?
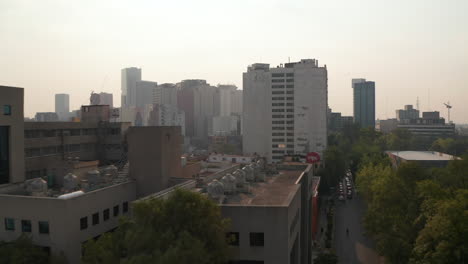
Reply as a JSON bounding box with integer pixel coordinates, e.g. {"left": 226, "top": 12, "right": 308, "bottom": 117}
{"left": 428, "top": 88, "right": 431, "bottom": 111}
{"left": 443, "top": 102, "right": 452, "bottom": 123}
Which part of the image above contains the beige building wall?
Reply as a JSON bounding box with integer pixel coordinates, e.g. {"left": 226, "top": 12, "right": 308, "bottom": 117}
{"left": 0, "top": 86, "right": 25, "bottom": 183}
{"left": 221, "top": 188, "right": 301, "bottom": 264}
{"left": 0, "top": 181, "right": 136, "bottom": 264}
{"left": 128, "top": 126, "right": 182, "bottom": 197}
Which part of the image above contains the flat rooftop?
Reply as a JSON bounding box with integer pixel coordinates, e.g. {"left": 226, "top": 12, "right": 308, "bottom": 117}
{"left": 387, "top": 151, "right": 458, "bottom": 161}
{"left": 224, "top": 170, "right": 302, "bottom": 206}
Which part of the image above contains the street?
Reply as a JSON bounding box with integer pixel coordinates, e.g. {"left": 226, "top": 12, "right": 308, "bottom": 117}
{"left": 334, "top": 180, "right": 384, "bottom": 264}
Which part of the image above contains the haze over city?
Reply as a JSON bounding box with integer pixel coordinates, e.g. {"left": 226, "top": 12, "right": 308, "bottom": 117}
{"left": 1, "top": 0, "right": 467, "bottom": 123}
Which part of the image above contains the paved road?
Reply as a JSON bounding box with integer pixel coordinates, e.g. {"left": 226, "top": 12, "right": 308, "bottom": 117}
{"left": 334, "top": 188, "right": 384, "bottom": 264}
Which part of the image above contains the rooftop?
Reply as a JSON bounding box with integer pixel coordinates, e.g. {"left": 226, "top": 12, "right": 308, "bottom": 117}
{"left": 386, "top": 151, "right": 459, "bottom": 161}
{"left": 224, "top": 170, "right": 302, "bottom": 206}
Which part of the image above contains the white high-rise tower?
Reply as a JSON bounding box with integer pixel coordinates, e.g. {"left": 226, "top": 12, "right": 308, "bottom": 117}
{"left": 243, "top": 59, "right": 328, "bottom": 162}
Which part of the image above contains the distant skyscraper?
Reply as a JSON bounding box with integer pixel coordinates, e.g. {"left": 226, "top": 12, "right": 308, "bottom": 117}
{"left": 121, "top": 67, "right": 142, "bottom": 107}
{"left": 55, "top": 94, "right": 69, "bottom": 121}
{"left": 243, "top": 59, "right": 328, "bottom": 162}
{"left": 90, "top": 92, "right": 113, "bottom": 108}
{"left": 135, "top": 81, "right": 156, "bottom": 109}
{"left": 352, "top": 79, "right": 375, "bottom": 128}
{"left": 177, "top": 80, "right": 220, "bottom": 139}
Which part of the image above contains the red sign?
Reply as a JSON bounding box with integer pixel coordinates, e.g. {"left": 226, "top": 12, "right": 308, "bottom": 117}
{"left": 306, "top": 152, "right": 321, "bottom": 164}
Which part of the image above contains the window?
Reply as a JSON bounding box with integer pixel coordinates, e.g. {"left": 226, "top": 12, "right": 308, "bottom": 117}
{"left": 272, "top": 103, "right": 284, "bottom": 106}
{"left": 113, "top": 205, "right": 119, "bottom": 217}
{"left": 287, "top": 115, "right": 294, "bottom": 118}
{"left": 272, "top": 121, "right": 285, "bottom": 124}
{"left": 272, "top": 97, "right": 285, "bottom": 100}
{"left": 0, "top": 126, "right": 9, "bottom": 185}
{"left": 38, "top": 221, "right": 49, "bottom": 234}
{"left": 103, "top": 209, "right": 110, "bottom": 221}
{"left": 272, "top": 109, "right": 284, "bottom": 112}
{"left": 272, "top": 150, "right": 284, "bottom": 154}
{"left": 227, "top": 232, "right": 240, "bottom": 246}
{"left": 286, "top": 97, "right": 294, "bottom": 100}
{"left": 249, "top": 232, "right": 264, "bottom": 247}
{"left": 3, "top": 105, "right": 11, "bottom": 116}
{"left": 80, "top": 217, "right": 88, "bottom": 230}
{"left": 272, "top": 91, "right": 284, "bottom": 94}
{"left": 286, "top": 103, "right": 294, "bottom": 106}
{"left": 92, "top": 213, "right": 99, "bottom": 226}
{"left": 4, "top": 218, "right": 15, "bottom": 231}
{"left": 272, "top": 115, "right": 284, "bottom": 118}
{"left": 286, "top": 79, "right": 294, "bottom": 83}
{"left": 123, "top": 202, "right": 129, "bottom": 213}
{"left": 272, "top": 73, "right": 285, "bottom": 77}
{"left": 286, "top": 90, "right": 294, "bottom": 94}
{"left": 286, "top": 121, "right": 294, "bottom": 124}
{"left": 271, "top": 79, "right": 284, "bottom": 83}
{"left": 286, "top": 85, "right": 294, "bottom": 88}
{"left": 272, "top": 133, "right": 284, "bottom": 136}
{"left": 286, "top": 73, "right": 294, "bottom": 77}
{"left": 21, "top": 220, "right": 32, "bottom": 233}
{"left": 271, "top": 85, "right": 285, "bottom": 89}
{"left": 272, "top": 138, "right": 283, "bottom": 142}
{"left": 272, "top": 127, "right": 284, "bottom": 130}
{"left": 286, "top": 109, "right": 294, "bottom": 112}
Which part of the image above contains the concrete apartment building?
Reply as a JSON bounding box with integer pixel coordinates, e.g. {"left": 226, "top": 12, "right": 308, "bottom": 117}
{"left": 0, "top": 86, "right": 25, "bottom": 184}
{"left": 243, "top": 59, "right": 328, "bottom": 162}
{"left": 1, "top": 87, "right": 184, "bottom": 263}
{"left": 212, "top": 85, "right": 242, "bottom": 136}
{"left": 35, "top": 112, "right": 59, "bottom": 122}
{"left": 352, "top": 79, "right": 375, "bottom": 128}
{"left": 24, "top": 120, "right": 130, "bottom": 180}
{"left": 149, "top": 83, "right": 186, "bottom": 135}
{"left": 140, "top": 161, "right": 320, "bottom": 264}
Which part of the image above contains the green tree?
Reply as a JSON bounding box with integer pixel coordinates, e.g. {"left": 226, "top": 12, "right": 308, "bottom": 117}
{"left": 411, "top": 190, "right": 468, "bottom": 264}
{"left": 314, "top": 251, "right": 338, "bottom": 264}
{"left": 82, "top": 189, "right": 231, "bottom": 264}
{"left": 0, "top": 234, "right": 50, "bottom": 264}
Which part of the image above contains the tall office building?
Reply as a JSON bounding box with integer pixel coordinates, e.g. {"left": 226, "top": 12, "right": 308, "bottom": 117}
{"left": 177, "top": 80, "right": 220, "bottom": 140}
{"left": 55, "top": 94, "right": 70, "bottom": 121}
{"left": 243, "top": 59, "right": 328, "bottom": 162}
{"left": 121, "top": 67, "right": 142, "bottom": 108}
{"left": 135, "top": 81, "right": 156, "bottom": 109}
{"left": 352, "top": 79, "right": 375, "bottom": 128}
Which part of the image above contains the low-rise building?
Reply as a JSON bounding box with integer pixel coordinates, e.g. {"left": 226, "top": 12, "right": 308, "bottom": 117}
{"left": 386, "top": 151, "right": 460, "bottom": 168}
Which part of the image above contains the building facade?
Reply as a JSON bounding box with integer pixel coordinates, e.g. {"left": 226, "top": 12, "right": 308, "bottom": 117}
{"left": 55, "top": 94, "right": 70, "bottom": 121}
{"left": 352, "top": 79, "right": 375, "bottom": 128}
{"left": 121, "top": 67, "right": 142, "bottom": 108}
{"left": 0, "top": 86, "right": 25, "bottom": 184}
{"left": 243, "top": 59, "right": 328, "bottom": 162}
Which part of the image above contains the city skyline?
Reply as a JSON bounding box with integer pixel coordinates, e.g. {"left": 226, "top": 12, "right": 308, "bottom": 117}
{"left": 1, "top": 0, "right": 467, "bottom": 123}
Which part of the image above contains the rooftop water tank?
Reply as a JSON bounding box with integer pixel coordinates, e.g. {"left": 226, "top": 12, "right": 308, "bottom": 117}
{"left": 87, "top": 170, "right": 101, "bottom": 185}
{"left": 63, "top": 173, "right": 78, "bottom": 191}
{"left": 221, "top": 174, "right": 236, "bottom": 194}
{"left": 207, "top": 180, "right": 224, "bottom": 199}
{"left": 232, "top": 169, "right": 246, "bottom": 187}
{"left": 27, "top": 178, "right": 48, "bottom": 195}
{"left": 242, "top": 165, "right": 254, "bottom": 182}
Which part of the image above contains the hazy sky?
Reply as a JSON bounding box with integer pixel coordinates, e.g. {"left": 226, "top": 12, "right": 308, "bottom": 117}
{"left": 1, "top": 0, "right": 467, "bottom": 123}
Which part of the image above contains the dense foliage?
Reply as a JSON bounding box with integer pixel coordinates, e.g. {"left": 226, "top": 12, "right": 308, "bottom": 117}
{"left": 321, "top": 124, "right": 468, "bottom": 263}
{"left": 0, "top": 234, "right": 67, "bottom": 264}
{"left": 82, "top": 188, "right": 231, "bottom": 264}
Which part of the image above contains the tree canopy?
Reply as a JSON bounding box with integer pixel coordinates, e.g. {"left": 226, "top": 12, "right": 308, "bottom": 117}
{"left": 82, "top": 188, "right": 231, "bottom": 264}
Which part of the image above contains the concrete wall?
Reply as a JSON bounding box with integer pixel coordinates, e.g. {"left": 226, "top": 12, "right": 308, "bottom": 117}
{"left": 222, "top": 205, "right": 290, "bottom": 264}
{"left": 242, "top": 68, "right": 271, "bottom": 160}
{"left": 0, "top": 86, "right": 24, "bottom": 183}
{"left": 128, "top": 126, "right": 182, "bottom": 197}
{"left": 0, "top": 181, "right": 136, "bottom": 264}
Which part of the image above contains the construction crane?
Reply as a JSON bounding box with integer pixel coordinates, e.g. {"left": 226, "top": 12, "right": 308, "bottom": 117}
{"left": 443, "top": 102, "right": 452, "bottom": 123}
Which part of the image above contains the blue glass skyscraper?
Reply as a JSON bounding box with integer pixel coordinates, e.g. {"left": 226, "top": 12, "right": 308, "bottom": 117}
{"left": 352, "top": 79, "right": 375, "bottom": 128}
